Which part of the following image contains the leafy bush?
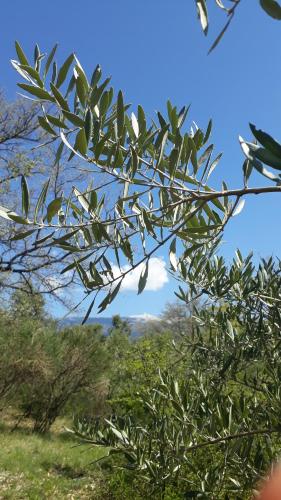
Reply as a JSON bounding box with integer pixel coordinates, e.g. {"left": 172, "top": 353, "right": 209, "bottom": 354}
{"left": 0, "top": 290, "right": 109, "bottom": 432}
{"left": 71, "top": 254, "right": 281, "bottom": 497}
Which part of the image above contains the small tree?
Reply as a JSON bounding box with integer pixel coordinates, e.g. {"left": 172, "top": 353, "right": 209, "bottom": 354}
{"left": 19, "top": 324, "right": 107, "bottom": 433}
{"left": 73, "top": 253, "right": 281, "bottom": 497}
{"left": 0, "top": 305, "right": 48, "bottom": 403}
{"left": 0, "top": 289, "right": 108, "bottom": 432}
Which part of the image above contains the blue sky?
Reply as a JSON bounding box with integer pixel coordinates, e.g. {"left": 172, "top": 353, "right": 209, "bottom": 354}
{"left": 1, "top": 1, "right": 280, "bottom": 318}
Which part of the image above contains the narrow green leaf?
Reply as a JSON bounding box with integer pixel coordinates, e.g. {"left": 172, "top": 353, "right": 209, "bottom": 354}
{"left": 138, "top": 105, "right": 146, "bottom": 134}
{"left": 35, "top": 179, "right": 50, "bottom": 221}
{"left": 75, "top": 262, "right": 90, "bottom": 287}
{"left": 130, "top": 146, "right": 139, "bottom": 177}
{"left": 19, "top": 65, "right": 43, "bottom": 87}
{"left": 54, "top": 142, "right": 64, "bottom": 165}
{"left": 177, "top": 105, "right": 189, "bottom": 128}
{"left": 60, "top": 131, "right": 85, "bottom": 160}
{"left": 46, "top": 197, "right": 62, "bottom": 223}
{"left": 73, "top": 187, "right": 91, "bottom": 213}
{"left": 98, "top": 280, "right": 122, "bottom": 312}
{"left": 61, "top": 251, "right": 95, "bottom": 274}
{"left": 117, "top": 90, "right": 125, "bottom": 139}
{"left": 232, "top": 199, "right": 245, "bottom": 217}
{"left": 74, "top": 57, "right": 89, "bottom": 89}
{"left": 205, "top": 153, "right": 222, "bottom": 182}
{"left": 169, "top": 238, "right": 177, "bottom": 271}
{"left": 11, "top": 229, "right": 36, "bottom": 241}
{"left": 8, "top": 213, "right": 29, "bottom": 224}
{"left": 243, "top": 159, "right": 253, "bottom": 187}
{"left": 0, "top": 206, "right": 20, "bottom": 221}
{"left": 131, "top": 112, "right": 139, "bottom": 138}
{"left": 51, "top": 61, "right": 57, "bottom": 83}
{"left": 82, "top": 297, "right": 96, "bottom": 324}
{"left": 11, "top": 60, "right": 34, "bottom": 83}
{"left": 102, "top": 255, "right": 113, "bottom": 276}
{"left": 156, "top": 128, "right": 169, "bottom": 168}
{"left": 84, "top": 108, "right": 93, "bottom": 144}
{"left": 17, "top": 83, "right": 54, "bottom": 102}
{"left": 260, "top": 0, "right": 281, "bottom": 19}
{"left": 62, "top": 110, "right": 84, "bottom": 127}
{"left": 89, "top": 190, "right": 98, "bottom": 211}
{"left": 33, "top": 43, "right": 40, "bottom": 67}
{"left": 75, "top": 75, "right": 87, "bottom": 106}
{"left": 38, "top": 116, "right": 57, "bottom": 136}
{"left": 33, "top": 231, "right": 55, "bottom": 246}
{"left": 15, "top": 41, "right": 29, "bottom": 66}
{"left": 50, "top": 82, "right": 70, "bottom": 110}
{"left": 56, "top": 53, "right": 74, "bottom": 88}
{"left": 158, "top": 111, "right": 167, "bottom": 129}
{"left": 208, "top": 16, "right": 232, "bottom": 54}
{"left": 239, "top": 137, "right": 281, "bottom": 172}
{"left": 254, "top": 147, "right": 281, "bottom": 170}
{"left": 250, "top": 123, "right": 281, "bottom": 158}
{"left": 138, "top": 260, "right": 149, "bottom": 294}
{"left": 52, "top": 229, "right": 79, "bottom": 244}
{"left": 97, "top": 289, "right": 112, "bottom": 313}
{"left": 109, "top": 280, "right": 122, "bottom": 304}
{"left": 44, "top": 43, "right": 58, "bottom": 78}
{"left": 203, "top": 119, "right": 212, "bottom": 144}
{"left": 74, "top": 128, "right": 88, "bottom": 156}
{"left": 65, "top": 74, "right": 76, "bottom": 96}
{"left": 196, "top": 0, "right": 208, "bottom": 34}
{"left": 99, "top": 90, "right": 110, "bottom": 117}
{"left": 90, "top": 77, "right": 111, "bottom": 108}
{"left": 21, "top": 176, "right": 30, "bottom": 217}
{"left": 90, "top": 64, "right": 102, "bottom": 88}
{"left": 46, "top": 114, "right": 68, "bottom": 129}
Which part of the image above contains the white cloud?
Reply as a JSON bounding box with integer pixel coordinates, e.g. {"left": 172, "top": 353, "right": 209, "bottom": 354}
{"left": 111, "top": 257, "right": 168, "bottom": 293}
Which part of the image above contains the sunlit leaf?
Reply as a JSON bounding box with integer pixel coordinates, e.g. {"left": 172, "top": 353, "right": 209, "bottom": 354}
{"left": 232, "top": 199, "right": 245, "bottom": 217}
{"left": 17, "top": 83, "right": 54, "bottom": 102}
{"left": 56, "top": 53, "right": 74, "bottom": 88}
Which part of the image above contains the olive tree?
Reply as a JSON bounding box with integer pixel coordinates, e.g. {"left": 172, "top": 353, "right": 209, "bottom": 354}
{"left": 0, "top": 1, "right": 279, "bottom": 496}
{"left": 0, "top": 40, "right": 279, "bottom": 322}
{"left": 72, "top": 253, "right": 281, "bottom": 497}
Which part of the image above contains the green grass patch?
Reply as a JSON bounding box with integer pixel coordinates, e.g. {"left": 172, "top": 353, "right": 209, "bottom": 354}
{"left": 0, "top": 420, "right": 107, "bottom": 499}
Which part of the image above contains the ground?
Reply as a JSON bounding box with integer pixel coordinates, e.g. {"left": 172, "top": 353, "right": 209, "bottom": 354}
{"left": 0, "top": 416, "right": 107, "bottom": 499}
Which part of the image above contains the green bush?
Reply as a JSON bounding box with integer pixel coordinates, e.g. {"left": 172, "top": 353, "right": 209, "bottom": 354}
{"left": 0, "top": 290, "right": 109, "bottom": 432}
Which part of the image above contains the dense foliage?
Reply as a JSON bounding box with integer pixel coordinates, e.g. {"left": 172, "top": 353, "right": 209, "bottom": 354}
{"left": 0, "top": 290, "right": 108, "bottom": 432}
{"left": 1, "top": 256, "right": 281, "bottom": 497}
{"left": 71, "top": 254, "right": 281, "bottom": 498}
{"left": 0, "top": 39, "right": 280, "bottom": 321}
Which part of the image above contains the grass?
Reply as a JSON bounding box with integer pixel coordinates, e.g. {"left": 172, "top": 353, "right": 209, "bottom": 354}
{"left": 0, "top": 418, "right": 108, "bottom": 499}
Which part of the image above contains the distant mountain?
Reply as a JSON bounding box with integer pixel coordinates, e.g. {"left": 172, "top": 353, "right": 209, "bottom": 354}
{"left": 61, "top": 316, "right": 116, "bottom": 332}
{"left": 59, "top": 315, "right": 159, "bottom": 337}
